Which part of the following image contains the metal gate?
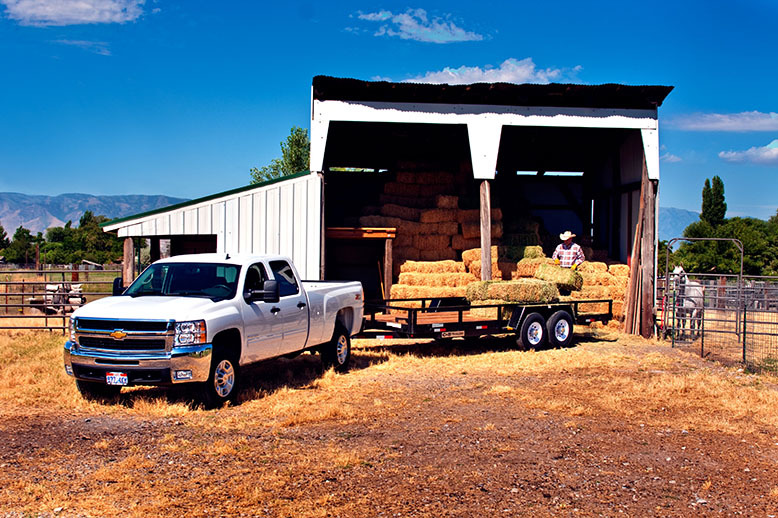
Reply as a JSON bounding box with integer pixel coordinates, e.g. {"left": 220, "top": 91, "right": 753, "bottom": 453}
{"left": 659, "top": 238, "right": 778, "bottom": 371}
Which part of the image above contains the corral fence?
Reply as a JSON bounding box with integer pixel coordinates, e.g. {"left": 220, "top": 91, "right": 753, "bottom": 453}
{"left": 0, "top": 265, "right": 121, "bottom": 332}
{"left": 658, "top": 237, "right": 778, "bottom": 373}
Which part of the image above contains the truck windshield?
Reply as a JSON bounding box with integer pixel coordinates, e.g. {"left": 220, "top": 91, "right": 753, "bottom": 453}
{"left": 124, "top": 263, "right": 241, "bottom": 300}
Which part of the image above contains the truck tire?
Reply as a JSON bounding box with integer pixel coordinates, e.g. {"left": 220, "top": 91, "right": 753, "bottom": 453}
{"left": 546, "top": 310, "right": 574, "bottom": 348}
{"left": 517, "top": 312, "right": 547, "bottom": 350}
{"left": 321, "top": 325, "right": 351, "bottom": 373}
{"left": 76, "top": 379, "right": 121, "bottom": 401}
{"left": 197, "top": 350, "right": 240, "bottom": 409}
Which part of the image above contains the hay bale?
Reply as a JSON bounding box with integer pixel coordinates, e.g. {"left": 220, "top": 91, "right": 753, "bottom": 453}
{"left": 515, "top": 257, "right": 555, "bottom": 277}
{"left": 456, "top": 208, "right": 503, "bottom": 223}
{"left": 452, "top": 235, "right": 481, "bottom": 250}
{"left": 359, "top": 215, "right": 403, "bottom": 228}
{"left": 399, "top": 260, "right": 466, "bottom": 274}
{"left": 534, "top": 263, "right": 583, "bottom": 291}
{"left": 469, "top": 299, "right": 511, "bottom": 320}
{"left": 608, "top": 286, "right": 626, "bottom": 301}
{"left": 379, "top": 194, "right": 432, "bottom": 209}
{"left": 420, "top": 249, "right": 457, "bottom": 261}
{"left": 462, "top": 221, "right": 504, "bottom": 240}
{"left": 393, "top": 234, "right": 413, "bottom": 248}
{"left": 412, "top": 234, "right": 451, "bottom": 250}
{"left": 396, "top": 171, "right": 454, "bottom": 185}
{"left": 462, "top": 247, "right": 497, "bottom": 269}
{"left": 436, "top": 222, "right": 459, "bottom": 235}
{"left": 580, "top": 272, "right": 612, "bottom": 287}
{"left": 394, "top": 246, "right": 420, "bottom": 261}
{"left": 470, "top": 260, "right": 502, "bottom": 280}
{"left": 435, "top": 195, "right": 459, "bottom": 209}
{"left": 383, "top": 182, "right": 421, "bottom": 197}
{"left": 609, "top": 264, "right": 630, "bottom": 277}
{"left": 466, "top": 279, "right": 559, "bottom": 304}
{"left": 420, "top": 209, "right": 458, "bottom": 224}
{"left": 578, "top": 262, "right": 608, "bottom": 274}
{"left": 398, "top": 272, "right": 478, "bottom": 287}
{"left": 381, "top": 204, "right": 420, "bottom": 221}
{"left": 501, "top": 233, "right": 542, "bottom": 246}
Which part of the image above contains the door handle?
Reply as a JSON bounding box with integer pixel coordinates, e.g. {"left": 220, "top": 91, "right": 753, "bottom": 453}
{"left": 297, "top": 302, "right": 307, "bottom": 309}
{"left": 270, "top": 307, "right": 281, "bottom": 314}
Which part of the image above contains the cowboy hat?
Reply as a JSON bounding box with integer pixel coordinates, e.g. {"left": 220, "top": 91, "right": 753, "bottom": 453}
{"left": 559, "top": 231, "right": 576, "bottom": 241}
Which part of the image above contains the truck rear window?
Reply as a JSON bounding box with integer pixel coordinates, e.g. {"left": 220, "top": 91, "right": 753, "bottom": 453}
{"left": 125, "top": 263, "right": 241, "bottom": 300}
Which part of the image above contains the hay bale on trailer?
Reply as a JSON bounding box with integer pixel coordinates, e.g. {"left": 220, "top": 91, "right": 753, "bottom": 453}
{"left": 466, "top": 279, "right": 559, "bottom": 304}
{"left": 515, "top": 257, "right": 556, "bottom": 278}
{"left": 400, "top": 260, "right": 466, "bottom": 274}
{"left": 534, "top": 263, "right": 583, "bottom": 291}
{"left": 397, "top": 272, "right": 477, "bottom": 287}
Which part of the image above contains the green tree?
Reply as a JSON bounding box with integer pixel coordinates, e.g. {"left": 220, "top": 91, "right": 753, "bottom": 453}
{"left": 0, "top": 222, "right": 9, "bottom": 249}
{"left": 250, "top": 126, "right": 310, "bottom": 184}
{"left": 4, "top": 226, "right": 35, "bottom": 264}
{"left": 701, "top": 175, "right": 727, "bottom": 226}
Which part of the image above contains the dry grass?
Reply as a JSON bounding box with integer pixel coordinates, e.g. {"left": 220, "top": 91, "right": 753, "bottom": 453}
{"left": 4, "top": 329, "right": 778, "bottom": 516}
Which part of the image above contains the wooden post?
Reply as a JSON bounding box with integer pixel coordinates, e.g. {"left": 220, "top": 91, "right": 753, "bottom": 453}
{"left": 150, "top": 237, "right": 161, "bottom": 263}
{"left": 123, "top": 238, "right": 135, "bottom": 285}
{"left": 640, "top": 175, "right": 657, "bottom": 338}
{"left": 480, "top": 180, "right": 492, "bottom": 281}
{"left": 384, "top": 237, "right": 393, "bottom": 300}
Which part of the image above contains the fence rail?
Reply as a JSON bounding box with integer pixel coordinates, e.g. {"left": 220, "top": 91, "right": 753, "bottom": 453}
{"left": 0, "top": 267, "right": 121, "bottom": 332}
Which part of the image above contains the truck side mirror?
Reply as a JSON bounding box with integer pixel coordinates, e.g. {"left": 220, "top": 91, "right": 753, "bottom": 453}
{"left": 245, "top": 280, "right": 280, "bottom": 303}
{"left": 112, "top": 277, "right": 126, "bottom": 296}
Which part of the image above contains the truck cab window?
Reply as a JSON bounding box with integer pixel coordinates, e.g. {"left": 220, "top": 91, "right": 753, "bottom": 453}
{"left": 269, "top": 260, "right": 299, "bottom": 297}
{"left": 245, "top": 263, "right": 268, "bottom": 292}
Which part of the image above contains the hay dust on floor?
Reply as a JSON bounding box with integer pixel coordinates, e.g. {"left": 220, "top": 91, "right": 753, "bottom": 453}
{"left": 2, "top": 329, "right": 778, "bottom": 517}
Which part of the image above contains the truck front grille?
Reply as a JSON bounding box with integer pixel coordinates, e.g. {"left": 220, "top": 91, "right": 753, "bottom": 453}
{"left": 75, "top": 318, "right": 173, "bottom": 353}
{"left": 79, "top": 336, "right": 167, "bottom": 351}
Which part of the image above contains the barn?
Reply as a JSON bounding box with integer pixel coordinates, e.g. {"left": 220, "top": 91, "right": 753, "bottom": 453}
{"left": 102, "top": 76, "right": 672, "bottom": 336}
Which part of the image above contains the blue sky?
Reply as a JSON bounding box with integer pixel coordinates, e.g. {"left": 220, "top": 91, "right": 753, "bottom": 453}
{"left": 1, "top": 0, "right": 776, "bottom": 219}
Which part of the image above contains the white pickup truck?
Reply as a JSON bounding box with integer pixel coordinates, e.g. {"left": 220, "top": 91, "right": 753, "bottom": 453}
{"left": 63, "top": 254, "right": 363, "bottom": 407}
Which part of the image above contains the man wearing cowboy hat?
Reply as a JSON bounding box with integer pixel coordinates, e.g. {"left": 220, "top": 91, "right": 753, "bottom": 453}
{"left": 553, "top": 230, "right": 585, "bottom": 270}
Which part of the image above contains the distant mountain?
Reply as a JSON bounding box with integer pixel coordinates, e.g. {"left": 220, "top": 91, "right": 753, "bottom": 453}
{"left": 659, "top": 207, "right": 699, "bottom": 242}
{"left": 0, "top": 193, "right": 188, "bottom": 235}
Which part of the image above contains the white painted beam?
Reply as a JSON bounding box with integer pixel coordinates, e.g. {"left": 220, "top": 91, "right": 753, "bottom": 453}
{"left": 468, "top": 121, "right": 501, "bottom": 180}
{"left": 640, "top": 128, "right": 660, "bottom": 181}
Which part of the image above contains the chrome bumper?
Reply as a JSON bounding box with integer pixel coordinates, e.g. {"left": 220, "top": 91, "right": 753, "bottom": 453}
{"left": 64, "top": 341, "right": 212, "bottom": 384}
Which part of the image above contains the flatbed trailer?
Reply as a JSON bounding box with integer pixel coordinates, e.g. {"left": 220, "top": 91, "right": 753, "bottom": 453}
{"left": 359, "top": 297, "right": 613, "bottom": 349}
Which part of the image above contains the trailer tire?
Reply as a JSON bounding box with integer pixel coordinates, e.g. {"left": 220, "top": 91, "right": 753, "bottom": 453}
{"left": 321, "top": 324, "right": 351, "bottom": 373}
{"left": 76, "top": 380, "right": 121, "bottom": 402}
{"left": 517, "top": 312, "right": 547, "bottom": 350}
{"left": 197, "top": 350, "right": 240, "bottom": 409}
{"left": 546, "top": 310, "right": 574, "bottom": 348}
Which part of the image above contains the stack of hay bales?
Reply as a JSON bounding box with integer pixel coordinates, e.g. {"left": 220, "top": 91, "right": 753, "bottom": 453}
{"left": 462, "top": 245, "right": 546, "bottom": 281}
{"left": 388, "top": 260, "right": 477, "bottom": 312}
{"left": 558, "top": 261, "right": 630, "bottom": 324}
{"left": 465, "top": 279, "right": 559, "bottom": 319}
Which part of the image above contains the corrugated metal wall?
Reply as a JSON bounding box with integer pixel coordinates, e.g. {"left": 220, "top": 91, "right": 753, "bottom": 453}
{"left": 112, "top": 173, "right": 322, "bottom": 279}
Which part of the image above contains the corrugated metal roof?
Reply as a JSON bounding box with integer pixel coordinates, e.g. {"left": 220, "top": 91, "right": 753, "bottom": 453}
{"left": 312, "top": 76, "right": 673, "bottom": 110}
{"left": 100, "top": 170, "right": 313, "bottom": 229}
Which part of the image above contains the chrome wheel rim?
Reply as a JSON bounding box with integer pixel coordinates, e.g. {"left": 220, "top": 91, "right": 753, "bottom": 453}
{"left": 527, "top": 322, "right": 543, "bottom": 346}
{"left": 555, "top": 320, "right": 570, "bottom": 342}
{"left": 214, "top": 359, "right": 235, "bottom": 398}
{"left": 336, "top": 335, "right": 349, "bottom": 365}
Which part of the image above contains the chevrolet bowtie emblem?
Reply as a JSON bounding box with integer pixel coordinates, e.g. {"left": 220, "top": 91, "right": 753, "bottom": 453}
{"left": 110, "top": 330, "right": 128, "bottom": 340}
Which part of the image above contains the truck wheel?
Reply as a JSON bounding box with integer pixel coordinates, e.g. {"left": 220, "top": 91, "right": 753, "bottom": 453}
{"left": 197, "top": 351, "right": 240, "bottom": 409}
{"left": 321, "top": 325, "right": 351, "bottom": 373}
{"left": 76, "top": 380, "right": 121, "bottom": 402}
{"left": 546, "top": 310, "right": 574, "bottom": 348}
{"left": 517, "top": 312, "right": 547, "bottom": 350}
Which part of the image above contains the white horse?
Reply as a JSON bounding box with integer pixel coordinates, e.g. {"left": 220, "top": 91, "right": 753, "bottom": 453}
{"left": 672, "top": 266, "right": 704, "bottom": 340}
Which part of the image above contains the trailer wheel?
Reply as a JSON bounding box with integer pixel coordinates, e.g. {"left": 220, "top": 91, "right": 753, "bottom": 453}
{"left": 76, "top": 380, "right": 121, "bottom": 402}
{"left": 321, "top": 324, "right": 351, "bottom": 373}
{"left": 517, "top": 312, "right": 547, "bottom": 350}
{"left": 546, "top": 310, "right": 574, "bottom": 348}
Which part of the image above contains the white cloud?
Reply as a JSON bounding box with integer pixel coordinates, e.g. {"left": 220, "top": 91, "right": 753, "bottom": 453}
{"left": 356, "top": 8, "right": 483, "bottom": 43}
{"left": 672, "top": 111, "right": 778, "bottom": 132}
{"left": 1, "top": 0, "right": 144, "bottom": 26}
{"left": 54, "top": 39, "right": 111, "bottom": 55}
{"left": 660, "top": 152, "right": 682, "bottom": 163}
{"left": 719, "top": 140, "right": 778, "bottom": 165}
{"left": 406, "top": 58, "right": 581, "bottom": 85}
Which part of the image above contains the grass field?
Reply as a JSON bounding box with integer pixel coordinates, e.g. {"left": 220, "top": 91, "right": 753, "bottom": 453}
{"left": 2, "top": 329, "right": 778, "bottom": 516}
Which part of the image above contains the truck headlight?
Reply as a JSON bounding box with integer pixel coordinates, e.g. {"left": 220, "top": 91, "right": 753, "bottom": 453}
{"left": 174, "top": 320, "right": 207, "bottom": 346}
{"left": 69, "top": 317, "right": 77, "bottom": 343}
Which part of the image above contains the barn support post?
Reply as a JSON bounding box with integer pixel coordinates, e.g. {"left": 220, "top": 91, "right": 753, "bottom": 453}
{"left": 122, "top": 238, "right": 135, "bottom": 285}
{"left": 640, "top": 176, "right": 657, "bottom": 338}
{"left": 480, "top": 180, "right": 492, "bottom": 281}
{"left": 384, "top": 237, "right": 393, "bottom": 299}
{"left": 149, "top": 237, "right": 161, "bottom": 263}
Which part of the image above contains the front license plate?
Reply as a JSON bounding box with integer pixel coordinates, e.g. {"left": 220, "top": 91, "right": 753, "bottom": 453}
{"left": 106, "top": 371, "right": 128, "bottom": 386}
{"left": 441, "top": 330, "right": 465, "bottom": 338}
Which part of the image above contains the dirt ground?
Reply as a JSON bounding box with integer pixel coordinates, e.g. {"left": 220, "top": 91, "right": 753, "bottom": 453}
{"left": 2, "top": 330, "right": 778, "bottom": 517}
